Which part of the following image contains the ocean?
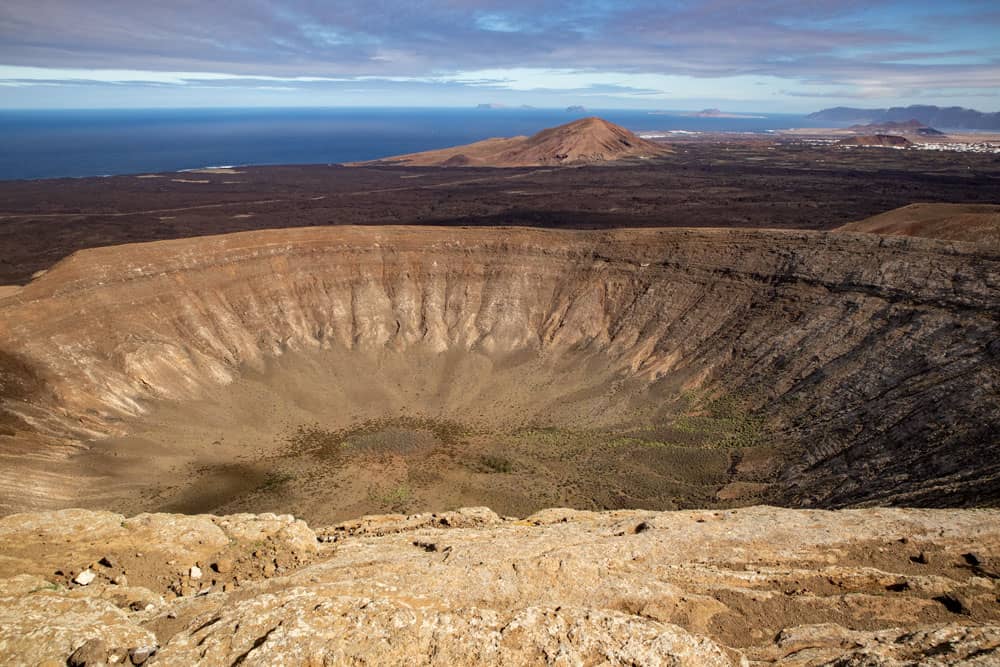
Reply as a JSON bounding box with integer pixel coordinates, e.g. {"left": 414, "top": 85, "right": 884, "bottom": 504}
{"left": 0, "top": 107, "right": 822, "bottom": 181}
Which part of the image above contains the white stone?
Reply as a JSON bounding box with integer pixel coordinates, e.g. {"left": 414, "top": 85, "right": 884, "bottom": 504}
{"left": 73, "top": 569, "right": 96, "bottom": 586}
{"left": 189, "top": 565, "right": 202, "bottom": 580}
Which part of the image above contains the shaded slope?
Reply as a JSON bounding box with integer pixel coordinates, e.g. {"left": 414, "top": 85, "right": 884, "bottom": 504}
{"left": 0, "top": 226, "right": 997, "bottom": 517}
{"left": 360, "top": 117, "right": 672, "bottom": 167}
{"left": 837, "top": 203, "right": 1000, "bottom": 247}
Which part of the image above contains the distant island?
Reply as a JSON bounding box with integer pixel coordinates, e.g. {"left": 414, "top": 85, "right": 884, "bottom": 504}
{"left": 651, "top": 108, "right": 766, "bottom": 119}
{"left": 691, "top": 108, "right": 767, "bottom": 119}
{"left": 809, "top": 105, "right": 1000, "bottom": 130}
{"left": 476, "top": 103, "right": 537, "bottom": 110}
{"left": 566, "top": 105, "right": 586, "bottom": 113}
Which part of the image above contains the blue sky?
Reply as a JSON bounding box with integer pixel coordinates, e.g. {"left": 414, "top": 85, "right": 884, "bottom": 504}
{"left": 0, "top": 1, "right": 997, "bottom": 111}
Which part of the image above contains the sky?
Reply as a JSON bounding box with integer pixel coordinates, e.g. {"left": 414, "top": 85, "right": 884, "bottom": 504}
{"left": 0, "top": 1, "right": 998, "bottom": 111}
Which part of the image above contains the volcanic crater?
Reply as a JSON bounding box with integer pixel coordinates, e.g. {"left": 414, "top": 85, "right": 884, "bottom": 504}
{"left": 1, "top": 225, "right": 997, "bottom": 523}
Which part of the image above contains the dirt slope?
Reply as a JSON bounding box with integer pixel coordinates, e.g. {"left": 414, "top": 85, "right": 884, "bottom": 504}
{"left": 0, "top": 226, "right": 997, "bottom": 520}
{"left": 838, "top": 202, "right": 1000, "bottom": 246}
{"left": 359, "top": 117, "right": 672, "bottom": 167}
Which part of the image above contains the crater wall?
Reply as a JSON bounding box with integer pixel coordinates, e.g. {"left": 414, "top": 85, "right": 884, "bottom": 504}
{"left": 0, "top": 226, "right": 997, "bottom": 514}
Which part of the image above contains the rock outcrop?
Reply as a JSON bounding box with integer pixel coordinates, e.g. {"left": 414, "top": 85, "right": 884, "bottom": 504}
{"left": 1, "top": 506, "right": 999, "bottom": 665}
{"left": 359, "top": 117, "right": 671, "bottom": 167}
{"left": 0, "top": 226, "right": 997, "bottom": 518}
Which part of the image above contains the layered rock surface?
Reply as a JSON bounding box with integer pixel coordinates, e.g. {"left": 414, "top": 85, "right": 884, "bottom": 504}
{"left": 0, "top": 226, "right": 998, "bottom": 517}
{"left": 1, "top": 506, "right": 998, "bottom": 665}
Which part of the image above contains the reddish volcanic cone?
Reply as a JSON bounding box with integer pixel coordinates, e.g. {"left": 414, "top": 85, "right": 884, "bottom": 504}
{"left": 358, "top": 117, "right": 672, "bottom": 167}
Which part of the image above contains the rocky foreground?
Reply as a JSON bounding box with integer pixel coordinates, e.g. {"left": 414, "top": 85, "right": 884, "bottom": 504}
{"left": 1, "top": 506, "right": 998, "bottom": 665}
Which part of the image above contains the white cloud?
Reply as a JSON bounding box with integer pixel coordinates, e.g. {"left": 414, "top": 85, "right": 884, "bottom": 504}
{"left": 0, "top": 65, "right": 352, "bottom": 85}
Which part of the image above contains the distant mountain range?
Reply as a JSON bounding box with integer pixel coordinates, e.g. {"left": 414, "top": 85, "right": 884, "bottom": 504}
{"left": 847, "top": 120, "right": 945, "bottom": 136}
{"left": 808, "top": 105, "right": 1000, "bottom": 130}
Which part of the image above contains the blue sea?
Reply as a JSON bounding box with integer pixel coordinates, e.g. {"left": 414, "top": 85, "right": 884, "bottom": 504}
{"left": 0, "top": 107, "right": 823, "bottom": 181}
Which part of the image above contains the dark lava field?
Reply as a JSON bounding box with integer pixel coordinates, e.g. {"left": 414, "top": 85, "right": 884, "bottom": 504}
{"left": 1, "top": 139, "right": 998, "bottom": 284}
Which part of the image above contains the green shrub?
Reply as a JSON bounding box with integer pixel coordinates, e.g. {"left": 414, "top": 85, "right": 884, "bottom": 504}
{"left": 479, "top": 454, "right": 514, "bottom": 473}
